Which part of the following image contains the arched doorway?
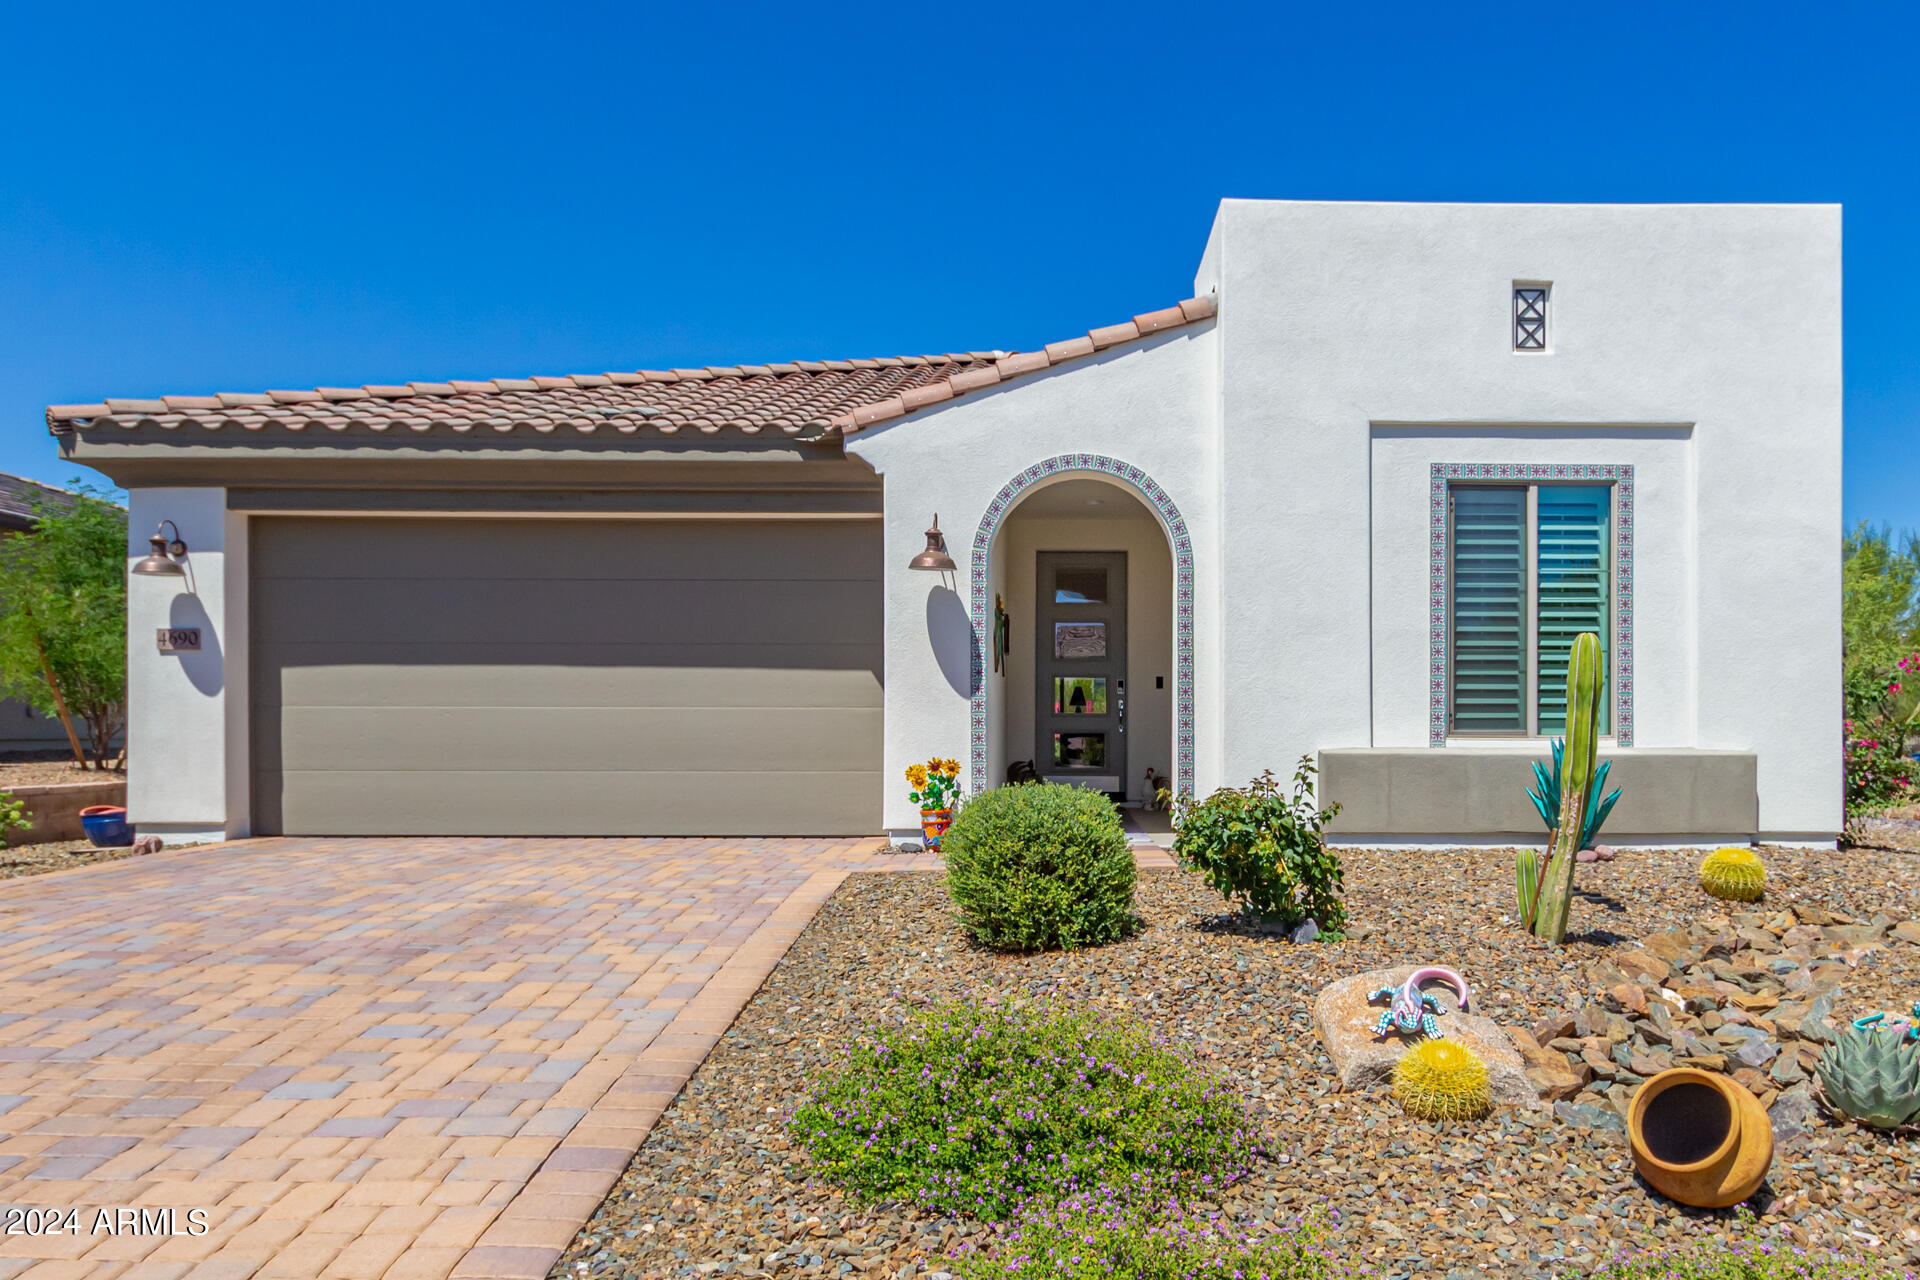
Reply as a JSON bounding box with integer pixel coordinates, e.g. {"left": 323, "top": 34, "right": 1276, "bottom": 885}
{"left": 969, "top": 454, "right": 1194, "bottom": 803}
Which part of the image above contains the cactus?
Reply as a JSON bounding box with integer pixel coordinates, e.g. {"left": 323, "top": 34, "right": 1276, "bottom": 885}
{"left": 1392, "top": 1039, "right": 1493, "bottom": 1121}
{"left": 1699, "top": 847, "right": 1766, "bottom": 902}
{"left": 1816, "top": 1026, "right": 1920, "bottom": 1129}
{"left": 1530, "top": 632, "right": 1604, "bottom": 943}
{"left": 1514, "top": 848, "right": 1542, "bottom": 927}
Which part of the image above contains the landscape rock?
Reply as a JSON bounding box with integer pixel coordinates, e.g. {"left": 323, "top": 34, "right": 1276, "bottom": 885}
{"left": 1290, "top": 918, "right": 1320, "bottom": 944}
{"left": 1312, "top": 966, "right": 1542, "bottom": 1109}
{"left": 1552, "top": 1100, "right": 1625, "bottom": 1134}
{"left": 1768, "top": 1086, "right": 1822, "bottom": 1146}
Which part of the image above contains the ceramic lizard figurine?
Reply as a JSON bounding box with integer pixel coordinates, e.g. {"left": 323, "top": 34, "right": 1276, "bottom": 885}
{"left": 1368, "top": 967, "right": 1473, "bottom": 1040}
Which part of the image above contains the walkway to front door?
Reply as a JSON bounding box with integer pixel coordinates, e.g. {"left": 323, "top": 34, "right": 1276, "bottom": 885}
{"left": 0, "top": 837, "right": 894, "bottom": 1280}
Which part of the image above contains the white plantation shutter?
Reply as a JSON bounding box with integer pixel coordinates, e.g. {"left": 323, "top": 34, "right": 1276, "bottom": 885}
{"left": 1535, "top": 485, "right": 1611, "bottom": 734}
{"left": 1448, "top": 487, "right": 1527, "bottom": 733}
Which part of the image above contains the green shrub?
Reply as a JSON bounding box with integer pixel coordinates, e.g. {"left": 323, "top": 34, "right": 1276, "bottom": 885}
{"left": 1171, "top": 756, "right": 1346, "bottom": 933}
{"left": 0, "top": 790, "right": 30, "bottom": 835}
{"left": 953, "top": 1195, "right": 1344, "bottom": 1280}
{"left": 787, "top": 1001, "right": 1259, "bottom": 1220}
{"left": 1589, "top": 1236, "right": 1903, "bottom": 1279}
{"left": 941, "top": 782, "right": 1136, "bottom": 951}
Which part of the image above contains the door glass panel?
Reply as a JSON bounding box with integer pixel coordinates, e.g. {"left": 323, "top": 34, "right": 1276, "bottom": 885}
{"left": 1053, "top": 622, "right": 1107, "bottom": 659}
{"left": 1052, "top": 733, "right": 1107, "bottom": 768}
{"left": 1053, "top": 566, "right": 1108, "bottom": 604}
{"left": 1053, "top": 677, "right": 1107, "bottom": 715}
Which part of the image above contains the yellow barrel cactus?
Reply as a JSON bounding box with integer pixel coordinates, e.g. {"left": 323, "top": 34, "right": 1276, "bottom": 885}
{"left": 1391, "top": 1039, "right": 1493, "bottom": 1121}
{"left": 1699, "top": 847, "right": 1766, "bottom": 902}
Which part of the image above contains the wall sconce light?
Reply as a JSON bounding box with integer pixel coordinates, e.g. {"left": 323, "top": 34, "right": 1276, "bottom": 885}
{"left": 132, "top": 521, "right": 189, "bottom": 577}
{"left": 907, "top": 514, "right": 957, "bottom": 573}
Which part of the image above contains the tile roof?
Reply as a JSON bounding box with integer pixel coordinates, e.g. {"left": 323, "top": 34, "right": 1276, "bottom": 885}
{"left": 45, "top": 295, "right": 1214, "bottom": 443}
{"left": 0, "top": 472, "right": 80, "bottom": 528}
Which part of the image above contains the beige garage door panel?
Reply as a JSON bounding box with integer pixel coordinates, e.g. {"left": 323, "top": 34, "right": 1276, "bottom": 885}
{"left": 251, "top": 578, "right": 879, "bottom": 646}
{"left": 272, "top": 771, "right": 881, "bottom": 838}
{"left": 261, "top": 706, "right": 882, "bottom": 773}
{"left": 261, "top": 662, "right": 883, "bottom": 710}
{"left": 256, "top": 518, "right": 875, "bottom": 581}
{"left": 252, "top": 516, "right": 883, "bottom": 836}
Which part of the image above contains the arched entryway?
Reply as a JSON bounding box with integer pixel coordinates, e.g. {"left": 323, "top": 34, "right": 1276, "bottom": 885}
{"left": 969, "top": 454, "right": 1194, "bottom": 802}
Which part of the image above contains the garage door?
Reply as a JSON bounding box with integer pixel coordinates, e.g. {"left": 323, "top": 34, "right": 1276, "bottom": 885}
{"left": 250, "top": 517, "right": 883, "bottom": 836}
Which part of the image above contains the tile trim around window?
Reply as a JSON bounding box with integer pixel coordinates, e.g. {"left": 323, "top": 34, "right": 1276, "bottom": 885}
{"left": 1428, "top": 463, "right": 1634, "bottom": 747}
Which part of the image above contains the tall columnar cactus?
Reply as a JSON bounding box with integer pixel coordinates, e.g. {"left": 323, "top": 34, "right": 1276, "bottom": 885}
{"left": 1530, "top": 632, "right": 1603, "bottom": 943}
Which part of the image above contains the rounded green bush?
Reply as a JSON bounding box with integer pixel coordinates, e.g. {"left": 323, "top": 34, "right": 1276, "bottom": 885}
{"left": 941, "top": 782, "right": 1136, "bottom": 951}
{"left": 788, "top": 1001, "right": 1260, "bottom": 1220}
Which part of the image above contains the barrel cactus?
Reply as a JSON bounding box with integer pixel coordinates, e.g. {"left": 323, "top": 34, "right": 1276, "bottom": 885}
{"left": 1392, "top": 1039, "right": 1492, "bottom": 1121}
{"left": 1816, "top": 1026, "right": 1920, "bottom": 1129}
{"left": 1699, "top": 847, "right": 1766, "bottom": 902}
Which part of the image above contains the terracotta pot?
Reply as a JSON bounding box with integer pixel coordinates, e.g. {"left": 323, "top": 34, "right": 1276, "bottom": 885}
{"left": 1626, "top": 1067, "right": 1773, "bottom": 1208}
{"left": 919, "top": 808, "right": 952, "bottom": 849}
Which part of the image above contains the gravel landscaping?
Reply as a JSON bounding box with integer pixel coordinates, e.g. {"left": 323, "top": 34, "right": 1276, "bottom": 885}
{"left": 0, "top": 756, "right": 122, "bottom": 788}
{"left": 555, "top": 845, "right": 1920, "bottom": 1280}
{"left": 0, "top": 836, "right": 128, "bottom": 880}
{"left": 1849, "top": 814, "right": 1920, "bottom": 853}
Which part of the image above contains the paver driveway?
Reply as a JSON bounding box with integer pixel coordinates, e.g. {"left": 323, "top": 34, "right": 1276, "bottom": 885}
{"left": 0, "top": 836, "right": 905, "bottom": 1280}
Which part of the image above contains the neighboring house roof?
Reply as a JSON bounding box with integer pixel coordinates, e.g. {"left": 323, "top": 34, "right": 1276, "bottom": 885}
{"left": 0, "top": 472, "right": 78, "bottom": 531}
{"left": 44, "top": 296, "right": 1215, "bottom": 443}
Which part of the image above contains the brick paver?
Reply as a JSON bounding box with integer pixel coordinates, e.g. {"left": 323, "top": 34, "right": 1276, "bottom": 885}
{"left": 0, "top": 837, "right": 906, "bottom": 1279}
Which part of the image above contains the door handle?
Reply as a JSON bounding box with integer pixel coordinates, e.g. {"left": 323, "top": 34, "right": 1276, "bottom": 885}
{"left": 1116, "top": 679, "right": 1125, "bottom": 734}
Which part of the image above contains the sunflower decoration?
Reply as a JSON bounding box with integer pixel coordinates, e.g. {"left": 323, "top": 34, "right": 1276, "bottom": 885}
{"left": 907, "top": 757, "right": 961, "bottom": 812}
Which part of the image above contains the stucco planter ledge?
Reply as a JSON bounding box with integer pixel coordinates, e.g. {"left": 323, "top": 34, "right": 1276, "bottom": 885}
{"left": 1313, "top": 965, "right": 1542, "bottom": 1109}
{"left": 1319, "top": 748, "right": 1760, "bottom": 842}
{"left": 5, "top": 778, "right": 128, "bottom": 846}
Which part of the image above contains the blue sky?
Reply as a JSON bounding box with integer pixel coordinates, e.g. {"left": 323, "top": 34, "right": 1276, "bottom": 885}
{"left": 2, "top": 3, "right": 1913, "bottom": 531}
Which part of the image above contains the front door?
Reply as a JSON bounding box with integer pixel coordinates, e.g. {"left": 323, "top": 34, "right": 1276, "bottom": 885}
{"left": 1035, "top": 551, "right": 1127, "bottom": 793}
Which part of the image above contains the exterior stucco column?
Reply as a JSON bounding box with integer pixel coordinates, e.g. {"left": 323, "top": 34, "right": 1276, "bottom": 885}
{"left": 126, "top": 487, "right": 248, "bottom": 844}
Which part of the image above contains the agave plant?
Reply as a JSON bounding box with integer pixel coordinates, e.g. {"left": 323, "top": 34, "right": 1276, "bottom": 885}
{"left": 1816, "top": 1026, "right": 1920, "bottom": 1129}
{"left": 1526, "top": 737, "right": 1623, "bottom": 852}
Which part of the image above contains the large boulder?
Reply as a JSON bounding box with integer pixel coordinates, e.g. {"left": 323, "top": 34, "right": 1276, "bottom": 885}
{"left": 1313, "top": 965, "right": 1543, "bottom": 1110}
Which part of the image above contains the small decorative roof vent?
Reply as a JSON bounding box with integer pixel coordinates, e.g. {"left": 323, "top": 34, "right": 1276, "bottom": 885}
{"left": 1514, "top": 285, "right": 1549, "bottom": 352}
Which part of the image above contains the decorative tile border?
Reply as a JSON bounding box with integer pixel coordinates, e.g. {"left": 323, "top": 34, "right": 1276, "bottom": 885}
{"left": 1428, "top": 463, "right": 1634, "bottom": 747}
{"left": 970, "top": 455, "right": 1195, "bottom": 798}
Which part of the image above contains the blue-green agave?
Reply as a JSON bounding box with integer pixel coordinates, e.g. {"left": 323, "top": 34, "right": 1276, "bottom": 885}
{"left": 1526, "top": 737, "right": 1623, "bottom": 852}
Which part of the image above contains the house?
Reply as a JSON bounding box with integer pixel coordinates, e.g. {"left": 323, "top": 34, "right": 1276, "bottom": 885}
{"left": 47, "top": 201, "right": 1843, "bottom": 847}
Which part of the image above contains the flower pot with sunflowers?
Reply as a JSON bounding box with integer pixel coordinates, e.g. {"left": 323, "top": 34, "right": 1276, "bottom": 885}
{"left": 906, "top": 757, "right": 961, "bottom": 849}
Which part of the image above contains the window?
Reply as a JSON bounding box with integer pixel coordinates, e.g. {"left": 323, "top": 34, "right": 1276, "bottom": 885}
{"left": 1514, "top": 285, "right": 1549, "bottom": 351}
{"left": 1447, "top": 483, "right": 1611, "bottom": 736}
{"left": 1053, "top": 567, "right": 1108, "bottom": 603}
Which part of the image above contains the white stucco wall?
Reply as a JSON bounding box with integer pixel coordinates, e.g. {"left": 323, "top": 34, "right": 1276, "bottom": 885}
{"left": 1368, "top": 426, "right": 1695, "bottom": 748}
{"left": 126, "top": 487, "right": 248, "bottom": 844}
{"left": 1197, "top": 201, "right": 1842, "bottom": 838}
{"left": 846, "top": 325, "right": 1222, "bottom": 833}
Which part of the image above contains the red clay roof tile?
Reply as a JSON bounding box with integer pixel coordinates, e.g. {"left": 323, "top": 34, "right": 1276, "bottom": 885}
{"left": 46, "top": 294, "right": 1214, "bottom": 442}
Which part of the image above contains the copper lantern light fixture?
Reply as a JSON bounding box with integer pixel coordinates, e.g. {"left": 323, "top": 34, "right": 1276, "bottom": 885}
{"left": 132, "top": 521, "right": 189, "bottom": 577}
{"left": 907, "top": 515, "right": 957, "bottom": 573}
